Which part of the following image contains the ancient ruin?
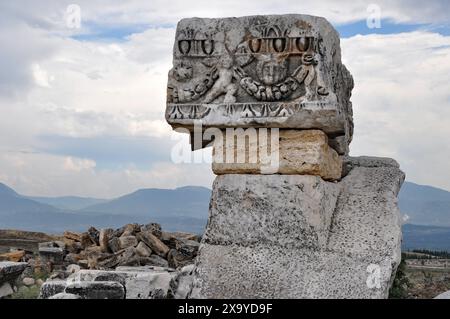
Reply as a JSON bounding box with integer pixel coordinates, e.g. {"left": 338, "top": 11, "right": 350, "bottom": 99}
{"left": 166, "top": 14, "right": 405, "bottom": 299}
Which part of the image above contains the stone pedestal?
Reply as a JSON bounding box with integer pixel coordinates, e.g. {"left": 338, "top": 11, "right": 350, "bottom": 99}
{"left": 190, "top": 157, "right": 405, "bottom": 299}
{"left": 212, "top": 129, "right": 342, "bottom": 180}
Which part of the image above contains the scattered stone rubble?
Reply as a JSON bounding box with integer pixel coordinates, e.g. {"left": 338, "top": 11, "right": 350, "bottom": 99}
{"left": 1, "top": 222, "right": 199, "bottom": 299}
{"left": 36, "top": 222, "right": 199, "bottom": 299}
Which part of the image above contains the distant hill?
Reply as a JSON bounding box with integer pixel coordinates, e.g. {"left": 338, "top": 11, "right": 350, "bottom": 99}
{"left": 28, "top": 196, "right": 108, "bottom": 210}
{"left": 398, "top": 182, "right": 450, "bottom": 226}
{"left": 0, "top": 183, "right": 60, "bottom": 215}
{"left": 0, "top": 183, "right": 209, "bottom": 234}
{"left": 81, "top": 186, "right": 211, "bottom": 218}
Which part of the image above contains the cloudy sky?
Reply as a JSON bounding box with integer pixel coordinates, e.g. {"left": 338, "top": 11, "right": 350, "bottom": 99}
{"left": 0, "top": 0, "right": 449, "bottom": 198}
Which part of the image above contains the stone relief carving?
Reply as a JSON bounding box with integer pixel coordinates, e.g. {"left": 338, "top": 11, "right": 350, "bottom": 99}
{"left": 165, "top": 15, "right": 354, "bottom": 153}
{"left": 167, "top": 19, "right": 334, "bottom": 106}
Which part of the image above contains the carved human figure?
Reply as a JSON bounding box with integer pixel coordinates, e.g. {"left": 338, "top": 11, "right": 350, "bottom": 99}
{"left": 203, "top": 55, "right": 237, "bottom": 103}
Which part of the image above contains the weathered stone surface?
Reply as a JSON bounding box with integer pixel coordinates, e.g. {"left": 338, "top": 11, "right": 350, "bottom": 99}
{"left": 434, "top": 290, "right": 450, "bottom": 299}
{"left": 212, "top": 129, "right": 342, "bottom": 180}
{"left": 63, "top": 238, "right": 82, "bottom": 254}
{"left": 39, "top": 280, "right": 66, "bottom": 299}
{"left": 203, "top": 174, "right": 339, "bottom": 250}
{"left": 66, "top": 269, "right": 177, "bottom": 299}
{"left": 142, "top": 223, "right": 163, "bottom": 238}
{"left": 64, "top": 231, "right": 81, "bottom": 242}
{"left": 168, "top": 239, "right": 200, "bottom": 269}
{"left": 123, "top": 271, "right": 175, "bottom": 299}
{"left": 87, "top": 227, "right": 100, "bottom": 246}
{"left": 99, "top": 228, "right": 113, "bottom": 253}
{"left": 0, "top": 282, "right": 14, "bottom": 298}
{"left": 67, "top": 264, "right": 81, "bottom": 274}
{"left": 0, "top": 261, "right": 27, "bottom": 284}
{"left": 170, "top": 264, "right": 195, "bottom": 299}
{"left": 108, "top": 237, "right": 121, "bottom": 253}
{"left": 140, "top": 255, "right": 169, "bottom": 268}
{"left": 22, "top": 277, "right": 35, "bottom": 286}
{"left": 166, "top": 14, "right": 354, "bottom": 154}
{"left": 80, "top": 232, "right": 95, "bottom": 248}
{"left": 136, "top": 242, "right": 152, "bottom": 257}
{"left": 49, "top": 292, "right": 81, "bottom": 299}
{"left": 119, "top": 236, "right": 138, "bottom": 250}
{"left": 0, "top": 250, "right": 25, "bottom": 262}
{"left": 137, "top": 232, "right": 170, "bottom": 258}
{"left": 65, "top": 281, "right": 125, "bottom": 299}
{"left": 190, "top": 156, "right": 405, "bottom": 299}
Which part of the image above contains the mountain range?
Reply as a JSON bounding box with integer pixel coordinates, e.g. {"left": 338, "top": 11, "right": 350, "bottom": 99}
{"left": 0, "top": 183, "right": 210, "bottom": 234}
{"left": 1, "top": 181, "right": 450, "bottom": 250}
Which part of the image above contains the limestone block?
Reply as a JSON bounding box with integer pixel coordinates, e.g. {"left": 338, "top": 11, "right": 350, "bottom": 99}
{"left": 118, "top": 235, "right": 138, "bottom": 250}
{"left": 204, "top": 174, "right": 339, "bottom": 250}
{"left": 65, "top": 281, "right": 125, "bottom": 299}
{"left": 0, "top": 261, "right": 27, "bottom": 284}
{"left": 39, "top": 280, "right": 66, "bottom": 299}
{"left": 136, "top": 242, "right": 152, "bottom": 257}
{"left": 166, "top": 14, "right": 354, "bottom": 154}
{"left": 212, "top": 129, "right": 342, "bottom": 180}
{"left": 137, "top": 231, "right": 170, "bottom": 258}
{"left": 0, "top": 282, "right": 14, "bottom": 298}
{"left": 190, "top": 156, "right": 405, "bottom": 299}
{"left": 67, "top": 269, "right": 177, "bottom": 299}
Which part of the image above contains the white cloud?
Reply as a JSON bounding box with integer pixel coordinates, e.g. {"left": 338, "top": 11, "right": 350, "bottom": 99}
{"left": 0, "top": 1, "right": 449, "bottom": 197}
{"left": 63, "top": 157, "right": 96, "bottom": 172}
{"left": 32, "top": 64, "right": 53, "bottom": 88}
{"left": 343, "top": 31, "right": 450, "bottom": 190}
{"left": 0, "top": 151, "right": 213, "bottom": 198}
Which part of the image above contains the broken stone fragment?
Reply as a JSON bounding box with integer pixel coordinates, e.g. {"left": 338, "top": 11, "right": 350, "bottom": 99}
{"left": 139, "top": 255, "right": 169, "bottom": 268}
{"left": 63, "top": 238, "right": 83, "bottom": 254}
{"left": 39, "top": 243, "right": 65, "bottom": 265}
{"left": 80, "top": 232, "right": 95, "bottom": 248}
{"left": 87, "top": 227, "right": 100, "bottom": 246}
{"left": 168, "top": 239, "right": 200, "bottom": 269}
{"left": 0, "top": 261, "right": 27, "bottom": 284}
{"left": 65, "top": 281, "right": 125, "bottom": 299}
{"left": 64, "top": 231, "right": 82, "bottom": 242}
{"left": 39, "top": 280, "right": 66, "bottom": 299}
{"left": 99, "top": 228, "right": 113, "bottom": 253}
{"left": 142, "top": 223, "right": 163, "bottom": 238}
{"left": 0, "top": 250, "right": 25, "bottom": 262}
{"left": 118, "top": 235, "right": 138, "bottom": 250}
{"left": 136, "top": 242, "right": 152, "bottom": 257}
{"left": 0, "top": 282, "right": 14, "bottom": 298}
{"left": 108, "top": 237, "right": 121, "bottom": 253}
{"left": 137, "top": 231, "right": 170, "bottom": 258}
{"left": 121, "top": 223, "right": 141, "bottom": 237}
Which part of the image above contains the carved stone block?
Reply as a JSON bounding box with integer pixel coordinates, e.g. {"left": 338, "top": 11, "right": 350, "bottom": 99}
{"left": 166, "top": 15, "right": 354, "bottom": 154}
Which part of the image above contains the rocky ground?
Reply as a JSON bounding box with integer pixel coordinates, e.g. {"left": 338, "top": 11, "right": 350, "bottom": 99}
{"left": 0, "top": 222, "right": 200, "bottom": 299}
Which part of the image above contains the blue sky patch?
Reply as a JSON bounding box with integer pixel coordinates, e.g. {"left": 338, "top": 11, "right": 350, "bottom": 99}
{"left": 71, "top": 21, "right": 175, "bottom": 42}
{"left": 335, "top": 19, "right": 430, "bottom": 38}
